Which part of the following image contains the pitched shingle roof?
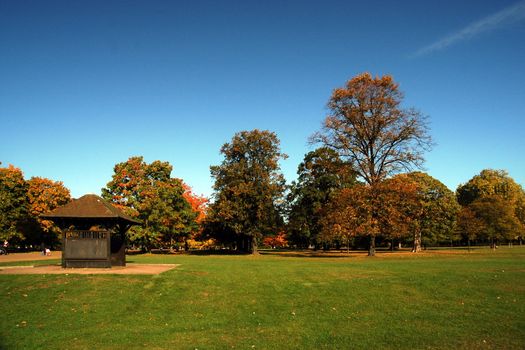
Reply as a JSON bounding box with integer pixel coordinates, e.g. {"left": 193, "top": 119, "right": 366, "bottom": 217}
{"left": 41, "top": 194, "right": 141, "bottom": 225}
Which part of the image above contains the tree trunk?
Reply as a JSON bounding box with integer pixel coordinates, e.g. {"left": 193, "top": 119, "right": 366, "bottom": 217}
{"left": 251, "top": 236, "right": 259, "bottom": 255}
{"left": 368, "top": 235, "right": 376, "bottom": 256}
{"left": 412, "top": 229, "right": 422, "bottom": 253}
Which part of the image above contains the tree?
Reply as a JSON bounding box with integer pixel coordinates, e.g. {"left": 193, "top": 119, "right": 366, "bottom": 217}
{"left": 182, "top": 184, "right": 208, "bottom": 225}
{"left": 516, "top": 195, "right": 525, "bottom": 244}
{"left": 375, "top": 176, "right": 418, "bottom": 249}
{"left": 400, "top": 172, "right": 460, "bottom": 251}
{"left": 287, "top": 147, "right": 357, "bottom": 248}
{"left": 312, "top": 73, "right": 432, "bottom": 255}
{"left": 319, "top": 177, "right": 416, "bottom": 253}
{"left": 456, "top": 169, "right": 525, "bottom": 245}
{"left": 263, "top": 231, "right": 288, "bottom": 248}
{"left": 204, "top": 130, "right": 287, "bottom": 254}
{"left": 319, "top": 185, "right": 373, "bottom": 252}
{"left": 468, "top": 196, "right": 521, "bottom": 248}
{"left": 102, "top": 156, "right": 197, "bottom": 250}
{"left": 456, "top": 206, "right": 485, "bottom": 250}
{"left": 0, "top": 164, "right": 29, "bottom": 243}
{"left": 26, "top": 177, "right": 71, "bottom": 247}
{"left": 182, "top": 183, "right": 208, "bottom": 247}
{"left": 457, "top": 169, "right": 524, "bottom": 207}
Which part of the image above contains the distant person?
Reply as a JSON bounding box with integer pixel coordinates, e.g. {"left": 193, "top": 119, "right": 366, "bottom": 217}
{"left": 45, "top": 248, "right": 51, "bottom": 256}
{"left": 2, "top": 240, "right": 8, "bottom": 255}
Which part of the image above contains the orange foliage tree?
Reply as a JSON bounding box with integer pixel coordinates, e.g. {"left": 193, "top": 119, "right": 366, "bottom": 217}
{"left": 312, "top": 73, "right": 432, "bottom": 255}
{"left": 182, "top": 184, "right": 208, "bottom": 225}
{"left": 263, "top": 231, "right": 288, "bottom": 248}
{"left": 102, "top": 156, "right": 197, "bottom": 250}
{"left": 0, "top": 164, "right": 29, "bottom": 242}
{"left": 320, "top": 176, "right": 418, "bottom": 252}
{"left": 182, "top": 183, "right": 209, "bottom": 247}
{"left": 27, "top": 177, "right": 71, "bottom": 241}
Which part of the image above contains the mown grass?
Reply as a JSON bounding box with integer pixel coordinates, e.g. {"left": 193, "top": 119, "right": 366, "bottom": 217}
{"left": 1, "top": 247, "right": 524, "bottom": 349}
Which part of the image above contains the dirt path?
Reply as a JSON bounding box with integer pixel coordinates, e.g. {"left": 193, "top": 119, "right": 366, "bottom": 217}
{"left": 0, "top": 251, "right": 61, "bottom": 263}
{"left": 0, "top": 263, "right": 179, "bottom": 275}
{"left": 0, "top": 252, "right": 179, "bottom": 275}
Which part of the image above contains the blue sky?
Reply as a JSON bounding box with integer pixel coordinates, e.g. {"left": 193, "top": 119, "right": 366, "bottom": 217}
{"left": 1, "top": 0, "right": 524, "bottom": 198}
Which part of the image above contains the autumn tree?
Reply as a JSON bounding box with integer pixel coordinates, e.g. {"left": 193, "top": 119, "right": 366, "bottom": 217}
{"left": 183, "top": 184, "right": 208, "bottom": 225}
{"left": 375, "top": 176, "right": 418, "bottom": 249}
{"left": 102, "top": 156, "right": 197, "bottom": 250}
{"left": 204, "top": 130, "right": 287, "bottom": 254}
{"left": 457, "top": 169, "right": 524, "bottom": 207}
{"left": 287, "top": 147, "right": 357, "bottom": 248}
{"left": 468, "top": 196, "right": 521, "bottom": 248}
{"left": 399, "top": 172, "right": 460, "bottom": 251}
{"left": 319, "top": 185, "right": 373, "bottom": 252}
{"left": 0, "top": 164, "right": 29, "bottom": 243}
{"left": 312, "top": 73, "right": 432, "bottom": 255}
{"left": 516, "top": 195, "right": 525, "bottom": 244}
{"left": 456, "top": 206, "right": 485, "bottom": 250}
{"left": 26, "top": 177, "right": 71, "bottom": 247}
{"left": 320, "top": 177, "right": 416, "bottom": 252}
{"left": 456, "top": 169, "right": 525, "bottom": 245}
{"left": 182, "top": 184, "right": 208, "bottom": 247}
{"left": 263, "top": 231, "right": 288, "bottom": 248}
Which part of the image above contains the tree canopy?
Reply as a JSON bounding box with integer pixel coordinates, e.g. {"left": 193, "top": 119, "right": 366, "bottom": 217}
{"left": 0, "top": 164, "right": 29, "bottom": 242}
{"left": 312, "top": 73, "right": 432, "bottom": 255}
{"left": 26, "top": 177, "right": 71, "bottom": 247}
{"left": 0, "top": 164, "right": 72, "bottom": 248}
{"left": 456, "top": 169, "right": 525, "bottom": 246}
{"left": 204, "top": 129, "right": 287, "bottom": 253}
{"left": 287, "top": 147, "right": 357, "bottom": 248}
{"left": 312, "top": 73, "right": 432, "bottom": 187}
{"left": 102, "top": 156, "right": 197, "bottom": 250}
{"left": 400, "top": 172, "right": 460, "bottom": 251}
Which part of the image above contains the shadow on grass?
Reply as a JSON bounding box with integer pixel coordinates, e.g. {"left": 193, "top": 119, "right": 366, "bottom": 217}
{"left": 124, "top": 246, "right": 498, "bottom": 261}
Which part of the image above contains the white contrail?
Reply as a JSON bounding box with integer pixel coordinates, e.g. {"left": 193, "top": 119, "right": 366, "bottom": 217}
{"left": 413, "top": 1, "right": 525, "bottom": 57}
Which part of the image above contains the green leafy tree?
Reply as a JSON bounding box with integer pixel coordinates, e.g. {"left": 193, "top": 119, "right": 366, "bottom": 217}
{"left": 0, "top": 164, "right": 29, "bottom": 243}
{"left": 457, "top": 169, "right": 524, "bottom": 206}
{"left": 456, "top": 169, "right": 525, "bottom": 244}
{"left": 312, "top": 73, "right": 432, "bottom": 255}
{"left": 468, "top": 196, "right": 521, "bottom": 248}
{"left": 401, "top": 172, "right": 460, "bottom": 251}
{"left": 204, "top": 130, "right": 287, "bottom": 254}
{"left": 287, "top": 147, "right": 357, "bottom": 248}
{"left": 102, "top": 156, "right": 197, "bottom": 250}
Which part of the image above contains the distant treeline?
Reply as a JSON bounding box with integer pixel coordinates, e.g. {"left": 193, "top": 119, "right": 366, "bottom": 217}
{"left": 2, "top": 74, "right": 523, "bottom": 253}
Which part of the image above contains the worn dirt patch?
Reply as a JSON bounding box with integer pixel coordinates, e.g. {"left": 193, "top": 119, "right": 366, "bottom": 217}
{"left": 0, "top": 263, "right": 179, "bottom": 275}
{"left": 0, "top": 251, "right": 62, "bottom": 263}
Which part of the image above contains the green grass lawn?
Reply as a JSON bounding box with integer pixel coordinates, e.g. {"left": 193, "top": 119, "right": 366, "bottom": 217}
{"left": 1, "top": 247, "right": 524, "bottom": 349}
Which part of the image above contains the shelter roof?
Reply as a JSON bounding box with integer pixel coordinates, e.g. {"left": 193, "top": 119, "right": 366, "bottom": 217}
{"left": 41, "top": 194, "right": 141, "bottom": 225}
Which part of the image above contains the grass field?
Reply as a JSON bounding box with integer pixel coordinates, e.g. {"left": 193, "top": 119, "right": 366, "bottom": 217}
{"left": 1, "top": 247, "right": 524, "bottom": 349}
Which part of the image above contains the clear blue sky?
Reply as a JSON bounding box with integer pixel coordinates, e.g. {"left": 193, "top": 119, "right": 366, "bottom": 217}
{"left": 1, "top": 0, "right": 524, "bottom": 198}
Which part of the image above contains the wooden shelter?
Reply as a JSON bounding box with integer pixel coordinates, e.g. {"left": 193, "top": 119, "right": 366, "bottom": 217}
{"left": 42, "top": 194, "right": 140, "bottom": 268}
